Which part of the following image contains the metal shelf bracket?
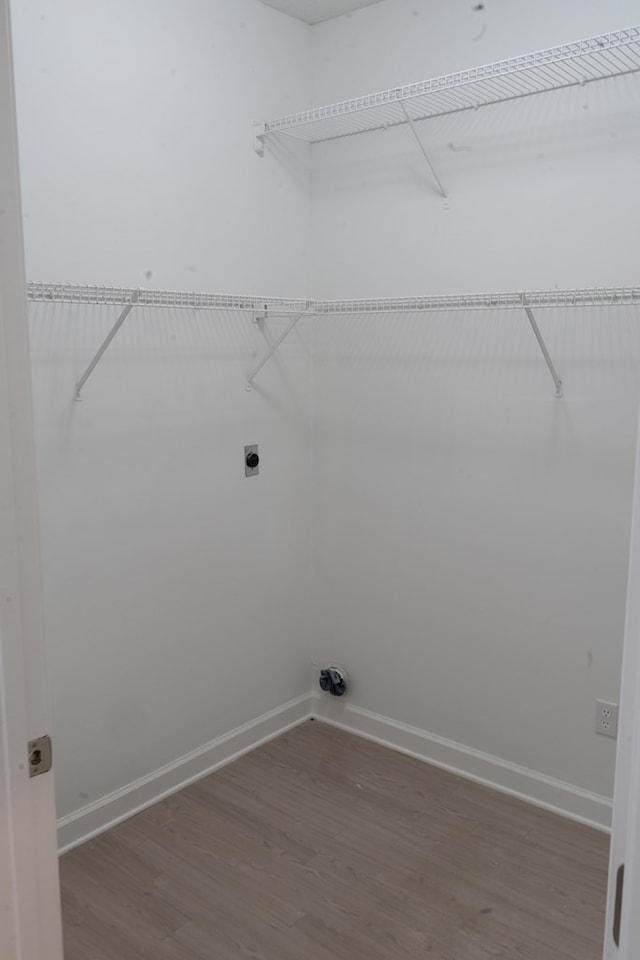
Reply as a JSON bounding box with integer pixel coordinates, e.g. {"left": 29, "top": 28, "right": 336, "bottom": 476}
{"left": 254, "top": 122, "right": 267, "bottom": 157}
{"left": 400, "top": 102, "right": 447, "bottom": 198}
{"left": 246, "top": 303, "right": 313, "bottom": 389}
{"left": 522, "top": 294, "right": 563, "bottom": 398}
{"left": 253, "top": 303, "right": 268, "bottom": 324}
{"left": 74, "top": 290, "right": 140, "bottom": 400}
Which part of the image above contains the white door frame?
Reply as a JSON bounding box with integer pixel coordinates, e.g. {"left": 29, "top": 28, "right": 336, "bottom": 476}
{"left": 0, "top": 0, "right": 64, "bottom": 957}
{"left": 604, "top": 407, "right": 640, "bottom": 958}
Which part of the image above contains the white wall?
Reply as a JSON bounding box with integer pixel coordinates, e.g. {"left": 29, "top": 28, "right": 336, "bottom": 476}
{"left": 12, "top": 0, "right": 311, "bottom": 295}
{"left": 310, "top": 0, "right": 640, "bottom": 297}
{"left": 11, "top": 0, "right": 314, "bottom": 822}
{"left": 309, "top": 0, "right": 640, "bottom": 808}
{"left": 11, "top": 0, "right": 640, "bottom": 829}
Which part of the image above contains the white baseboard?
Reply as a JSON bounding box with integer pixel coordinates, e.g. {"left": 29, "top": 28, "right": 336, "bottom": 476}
{"left": 57, "top": 694, "right": 312, "bottom": 853}
{"left": 59, "top": 691, "right": 612, "bottom": 853}
{"left": 310, "top": 696, "right": 613, "bottom": 832}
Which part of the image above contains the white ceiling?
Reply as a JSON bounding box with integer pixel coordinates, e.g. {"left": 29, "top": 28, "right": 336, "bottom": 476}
{"left": 259, "top": 0, "right": 384, "bottom": 26}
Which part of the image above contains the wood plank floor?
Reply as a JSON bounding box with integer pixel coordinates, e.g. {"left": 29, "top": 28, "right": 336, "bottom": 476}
{"left": 59, "top": 720, "right": 609, "bottom": 959}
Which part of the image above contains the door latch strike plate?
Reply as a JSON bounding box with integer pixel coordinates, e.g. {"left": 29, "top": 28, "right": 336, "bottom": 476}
{"left": 28, "top": 735, "right": 52, "bottom": 777}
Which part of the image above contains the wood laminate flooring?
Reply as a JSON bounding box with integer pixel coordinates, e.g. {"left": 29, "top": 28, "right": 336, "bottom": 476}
{"left": 60, "top": 720, "right": 609, "bottom": 959}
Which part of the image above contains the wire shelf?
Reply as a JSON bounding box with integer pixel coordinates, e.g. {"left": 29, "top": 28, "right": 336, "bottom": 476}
{"left": 28, "top": 281, "right": 640, "bottom": 398}
{"left": 27, "top": 282, "right": 640, "bottom": 315}
{"left": 316, "top": 287, "right": 640, "bottom": 314}
{"left": 261, "top": 25, "right": 640, "bottom": 145}
{"left": 26, "top": 282, "right": 311, "bottom": 315}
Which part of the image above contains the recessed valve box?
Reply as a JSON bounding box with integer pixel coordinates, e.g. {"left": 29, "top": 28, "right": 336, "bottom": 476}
{"left": 319, "top": 665, "right": 349, "bottom": 697}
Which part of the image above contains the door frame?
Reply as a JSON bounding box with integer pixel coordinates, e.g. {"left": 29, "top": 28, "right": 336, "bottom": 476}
{"left": 0, "top": 0, "right": 64, "bottom": 957}
{"left": 604, "top": 408, "right": 640, "bottom": 957}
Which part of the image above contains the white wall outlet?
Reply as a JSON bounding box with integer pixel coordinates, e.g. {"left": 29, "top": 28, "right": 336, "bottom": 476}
{"left": 595, "top": 700, "right": 618, "bottom": 739}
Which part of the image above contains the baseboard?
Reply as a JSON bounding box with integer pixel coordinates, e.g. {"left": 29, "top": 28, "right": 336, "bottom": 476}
{"left": 310, "top": 697, "right": 613, "bottom": 832}
{"left": 58, "top": 691, "right": 612, "bottom": 852}
{"left": 57, "top": 693, "right": 312, "bottom": 853}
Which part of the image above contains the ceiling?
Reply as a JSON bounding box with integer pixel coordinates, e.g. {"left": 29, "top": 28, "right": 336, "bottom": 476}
{"left": 258, "top": 0, "right": 384, "bottom": 26}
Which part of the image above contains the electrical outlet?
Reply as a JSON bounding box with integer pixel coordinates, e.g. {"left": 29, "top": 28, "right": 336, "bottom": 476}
{"left": 244, "top": 444, "right": 259, "bottom": 477}
{"left": 595, "top": 700, "right": 618, "bottom": 739}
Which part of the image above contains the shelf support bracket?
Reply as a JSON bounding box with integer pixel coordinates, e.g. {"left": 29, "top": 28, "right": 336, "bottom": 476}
{"left": 400, "top": 102, "right": 447, "bottom": 199}
{"left": 253, "top": 303, "right": 268, "bottom": 324}
{"left": 246, "top": 303, "right": 313, "bottom": 388}
{"left": 522, "top": 295, "right": 563, "bottom": 398}
{"left": 74, "top": 290, "right": 140, "bottom": 400}
{"left": 253, "top": 122, "right": 267, "bottom": 157}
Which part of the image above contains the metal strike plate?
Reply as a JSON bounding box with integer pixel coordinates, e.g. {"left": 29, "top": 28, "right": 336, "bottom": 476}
{"left": 614, "top": 864, "right": 624, "bottom": 947}
{"left": 245, "top": 444, "right": 259, "bottom": 477}
{"left": 28, "top": 735, "right": 53, "bottom": 777}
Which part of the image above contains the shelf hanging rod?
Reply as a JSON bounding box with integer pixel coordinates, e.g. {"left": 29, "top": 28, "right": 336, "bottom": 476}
{"left": 74, "top": 290, "right": 140, "bottom": 400}
{"left": 246, "top": 303, "right": 313, "bottom": 388}
{"left": 399, "top": 102, "right": 447, "bottom": 198}
{"left": 522, "top": 295, "right": 563, "bottom": 397}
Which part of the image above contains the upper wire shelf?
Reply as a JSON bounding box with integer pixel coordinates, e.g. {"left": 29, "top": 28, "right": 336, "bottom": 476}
{"left": 257, "top": 25, "right": 640, "bottom": 146}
